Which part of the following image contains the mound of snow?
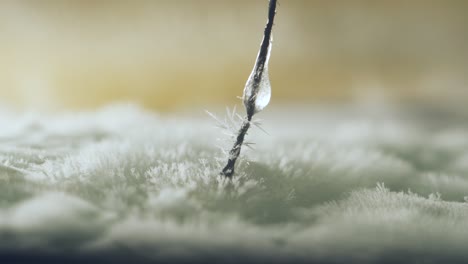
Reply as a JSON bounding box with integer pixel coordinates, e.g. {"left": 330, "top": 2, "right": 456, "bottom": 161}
{"left": 1, "top": 103, "right": 468, "bottom": 263}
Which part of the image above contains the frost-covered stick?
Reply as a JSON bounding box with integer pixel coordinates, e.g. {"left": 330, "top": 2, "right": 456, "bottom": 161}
{"left": 221, "top": 0, "right": 277, "bottom": 178}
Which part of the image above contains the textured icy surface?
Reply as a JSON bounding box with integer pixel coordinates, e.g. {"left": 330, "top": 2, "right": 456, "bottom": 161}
{"left": 1, "top": 103, "right": 468, "bottom": 263}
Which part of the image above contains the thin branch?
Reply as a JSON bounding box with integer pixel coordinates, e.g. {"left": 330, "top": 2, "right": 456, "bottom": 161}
{"left": 220, "top": 0, "right": 277, "bottom": 178}
{"left": 245, "top": 0, "right": 277, "bottom": 120}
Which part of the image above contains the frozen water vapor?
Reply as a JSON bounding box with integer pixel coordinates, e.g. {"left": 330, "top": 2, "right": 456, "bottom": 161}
{"left": 1, "top": 103, "right": 468, "bottom": 263}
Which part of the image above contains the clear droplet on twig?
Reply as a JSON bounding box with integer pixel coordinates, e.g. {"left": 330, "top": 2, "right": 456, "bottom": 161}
{"left": 243, "top": 39, "right": 272, "bottom": 115}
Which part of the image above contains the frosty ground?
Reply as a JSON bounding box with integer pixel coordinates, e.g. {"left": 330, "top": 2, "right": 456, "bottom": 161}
{"left": 1, "top": 103, "right": 468, "bottom": 263}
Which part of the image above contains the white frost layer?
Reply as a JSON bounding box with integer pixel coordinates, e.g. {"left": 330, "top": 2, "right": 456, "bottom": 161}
{"left": 1, "top": 103, "right": 468, "bottom": 262}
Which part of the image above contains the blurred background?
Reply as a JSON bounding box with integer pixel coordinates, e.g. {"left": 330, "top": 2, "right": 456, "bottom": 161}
{"left": 0, "top": 0, "right": 467, "bottom": 112}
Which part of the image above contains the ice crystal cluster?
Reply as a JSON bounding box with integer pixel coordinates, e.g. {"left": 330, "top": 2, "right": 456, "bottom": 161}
{"left": 1, "top": 104, "right": 468, "bottom": 263}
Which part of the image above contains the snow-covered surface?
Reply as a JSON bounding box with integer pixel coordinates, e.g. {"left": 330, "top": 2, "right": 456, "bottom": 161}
{"left": 1, "top": 103, "right": 468, "bottom": 263}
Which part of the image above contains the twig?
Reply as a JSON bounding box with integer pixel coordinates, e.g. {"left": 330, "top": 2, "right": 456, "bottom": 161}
{"left": 220, "top": 0, "right": 277, "bottom": 178}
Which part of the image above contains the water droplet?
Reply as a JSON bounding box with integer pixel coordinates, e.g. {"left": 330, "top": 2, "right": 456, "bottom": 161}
{"left": 243, "top": 41, "right": 272, "bottom": 115}
{"left": 254, "top": 69, "right": 271, "bottom": 113}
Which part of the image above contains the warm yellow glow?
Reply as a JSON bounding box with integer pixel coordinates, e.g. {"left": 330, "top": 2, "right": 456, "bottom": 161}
{"left": 0, "top": 1, "right": 467, "bottom": 111}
